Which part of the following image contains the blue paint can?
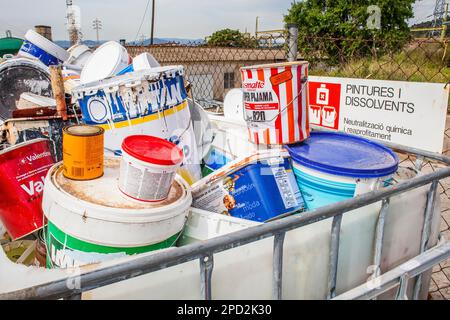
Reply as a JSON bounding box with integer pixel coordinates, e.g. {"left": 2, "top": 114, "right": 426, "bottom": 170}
{"left": 18, "top": 30, "right": 69, "bottom": 66}
{"left": 286, "top": 132, "right": 399, "bottom": 210}
{"left": 192, "top": 150, "right": 305, "bottom": 222}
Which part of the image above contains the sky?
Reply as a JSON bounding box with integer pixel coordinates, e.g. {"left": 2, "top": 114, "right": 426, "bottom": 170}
{"left": 0, "top": 0, "right": 439, "bottom": 41}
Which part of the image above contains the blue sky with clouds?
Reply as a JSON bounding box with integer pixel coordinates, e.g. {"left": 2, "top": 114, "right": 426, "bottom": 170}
{"left": 0, "top": 0, "right": 439, "bottom": 41}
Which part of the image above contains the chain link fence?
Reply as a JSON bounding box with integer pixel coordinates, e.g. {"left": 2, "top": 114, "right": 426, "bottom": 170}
{"left": 125, "top": 30, "right": 450, "bottom": 299}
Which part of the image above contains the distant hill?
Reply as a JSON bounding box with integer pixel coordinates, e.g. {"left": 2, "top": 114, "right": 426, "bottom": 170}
{"left": 55, "top": 38, "right": 204, "bottom": 49}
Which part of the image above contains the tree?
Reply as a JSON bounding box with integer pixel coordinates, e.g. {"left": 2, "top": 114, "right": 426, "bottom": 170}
{"left": 284, "top": 0, "right": 415, "bottom": 62}
{"left": 207, "top": 29, "right": 257, "bottom": 48}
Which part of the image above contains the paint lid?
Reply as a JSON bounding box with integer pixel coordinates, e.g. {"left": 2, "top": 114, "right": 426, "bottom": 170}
{"left": 240, "top": 61, "right": 308, "bottom": 71}
{"left": 24, "top": 29, "right": 69, "bottom": 62}
{"left": 122, "top": 135, "right": 184, "bottom": 166}
{"left": 63, "top": 124, "right": 104, "bottom": 136}
{"left": 286, "top": 132, "right": 399, "bottom": 178}
{"left": 80, "top": 41, "right": 129, "bottom": 84}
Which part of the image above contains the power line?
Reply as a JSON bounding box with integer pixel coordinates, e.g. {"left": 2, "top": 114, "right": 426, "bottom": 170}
{"left": 134, "top": 0, "right": 151, "bottom": 43}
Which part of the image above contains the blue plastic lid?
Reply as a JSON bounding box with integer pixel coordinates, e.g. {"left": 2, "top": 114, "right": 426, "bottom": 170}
{"left": 286, "top": 132, "right": 399, "bottom": 178}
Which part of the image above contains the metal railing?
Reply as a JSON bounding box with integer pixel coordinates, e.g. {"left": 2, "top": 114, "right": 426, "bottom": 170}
{"left": 1, "top": 134, "right": 450, "bottom": 300}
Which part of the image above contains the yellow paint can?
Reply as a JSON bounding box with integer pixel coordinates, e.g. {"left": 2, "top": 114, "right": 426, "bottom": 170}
{"left": 63, "top": 124, "right": 104, "bottom": 180}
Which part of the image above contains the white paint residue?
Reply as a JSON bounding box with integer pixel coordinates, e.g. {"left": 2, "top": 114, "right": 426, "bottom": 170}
{"left": 22, "top": 79, "right": 50, "bottom": 96}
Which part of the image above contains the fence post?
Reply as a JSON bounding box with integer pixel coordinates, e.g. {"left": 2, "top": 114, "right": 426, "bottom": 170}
{"left": 287, "top": 24, "right": 298, "bottom": 62}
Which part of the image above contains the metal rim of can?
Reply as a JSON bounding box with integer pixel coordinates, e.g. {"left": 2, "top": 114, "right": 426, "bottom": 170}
{"left": 0, "top": 138, "right": 50, "bottom": 156}
{"left": 239, "top": 60, "right": 309, "bottom": 71}
{"left": 63, "top": 124, "right": 105, "bottom": 137}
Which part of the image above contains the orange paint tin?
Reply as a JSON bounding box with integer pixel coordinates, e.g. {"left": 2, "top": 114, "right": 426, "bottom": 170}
{"left": 62, "top": 124, "right": 104, "bottom": 180}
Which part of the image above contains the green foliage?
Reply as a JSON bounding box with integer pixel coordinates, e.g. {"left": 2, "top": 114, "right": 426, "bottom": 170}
{"left": 207, "top": 29, "right": 257, "bottom": 48}
{"left": 284, "top": 0, "right": 415, "bottom": 63}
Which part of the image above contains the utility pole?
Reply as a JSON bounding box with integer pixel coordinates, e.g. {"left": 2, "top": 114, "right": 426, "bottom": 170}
{"left": 92, "top": 18, "right": 102, "bottom": 45}
{"left": 150, "top": 0, "right": 155, "bottom": 45}
{"left": 431, "top": 0, "right": 446, "bottom": 38}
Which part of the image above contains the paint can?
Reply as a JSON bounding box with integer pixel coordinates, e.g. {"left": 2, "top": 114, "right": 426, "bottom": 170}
{"left": 18, "top": 29, "right": 69, "bottom": 66}
{"left": 0, "top": 138, "right": 54, "bottom": 239}
{"left": 43, "top": 157, "right": 192, "bottom": 268}
{"left": 192, "top": 149, "right": 305, "bottom": 222}
{"left": 73, "top": 66, "right": 202, "bottom": 185}
{"left": 62, "top": 124, "right": 104, "bottom": 180}
{"left": 0, "top": 57, "right": 52, "bottom": 121}
{"left": 240, "top": 61, "right": 310, "bottom": 145}
{"left": 119, "top": 135, "right": 184, "bottom": 202}
{"left": 285, "top": 132, "right": 399, "bottom": 211}
{"left": 80, "top": 41, "right": 130, "bottom": 84}
{"left": 117, "top": 52, "right": 161, "bottom": 75}
{"left": 33, "top": 228, "right": 47, "bottom": 267}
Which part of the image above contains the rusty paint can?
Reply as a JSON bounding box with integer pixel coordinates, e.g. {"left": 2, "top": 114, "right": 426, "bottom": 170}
{"left": 63, "top": 124, "right": 104, "bottom": 180}
{"left": 34, "top": 229, "right": 47, "bottom": 267}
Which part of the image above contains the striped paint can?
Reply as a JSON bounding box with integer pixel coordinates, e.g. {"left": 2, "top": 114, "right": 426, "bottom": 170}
{"left": 240, "top": 61, "right": 310, "bottom": 145}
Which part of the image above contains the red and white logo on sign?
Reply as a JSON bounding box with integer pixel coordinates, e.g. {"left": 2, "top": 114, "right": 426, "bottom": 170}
{"left": 309, "top": 82, "right": 341, "bottom": 130}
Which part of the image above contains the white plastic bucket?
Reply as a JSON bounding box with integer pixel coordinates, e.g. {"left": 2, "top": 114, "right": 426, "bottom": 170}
{"left": 42, "top": 157, "right": 192, "bottom": 268}
{"left": 117, "top": 52, "right": 161, "bottom": 75}
{"left": 80, "top": 41, "right": 130, "bottom": 84}
{"left": 119, "top": 135, "right": 184, "bottom": 202}
{"left": 18, "top": 29, "right": 69, "bottom": 66}
{"left": 66, "top": 44, "right": 92, "bottom": 69}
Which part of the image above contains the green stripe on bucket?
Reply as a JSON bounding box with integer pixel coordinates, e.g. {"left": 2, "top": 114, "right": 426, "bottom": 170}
{"left": 46, "top": 221, "right": 179, "bottom": 269}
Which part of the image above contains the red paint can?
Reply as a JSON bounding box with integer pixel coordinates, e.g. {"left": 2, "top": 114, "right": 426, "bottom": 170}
{"left": 0, "top": 139, "right": 54, "bottom": 239}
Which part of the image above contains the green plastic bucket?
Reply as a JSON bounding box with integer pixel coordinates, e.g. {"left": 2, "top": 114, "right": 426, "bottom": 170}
{"left": 42, "top": 158, "right": 192, "bottom": 268}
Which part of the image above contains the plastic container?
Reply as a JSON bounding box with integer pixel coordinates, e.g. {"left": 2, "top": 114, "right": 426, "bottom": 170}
{"left": 286, "top": 132, "right": 399, "bottom": 210}
{"left": 240, "top": 61, "right": 310, "bottom": 145}
{"left": 0, "top": 37, "right": 23, "bottom": 57}
{"left": 117, "top": 52, "right": 160, "bottom": 75}
{"left": 223, "top": 88, "right": 246, "bottom": 125}
{"left": 119, "top": 135, "right": 184, "bottom": 202}
{"left": 62, "top": 125, "right": 105, "bottom": 180}
{"left": 80, "top": 41, "right": 130, "bottom": 84}
{"left": 0, "top": 139, "right": 54, "bottom": 239}
{"left": 43, "top": 157, "right": 192, "bottom": 268}
{"left": 18, "top": 29, "right": 69, "bottom": 66}
{"left": 0, "top": 58, "right": 52, "bottom": 121}
{"left": 66, "top": 44, "right": 92, "bottom": 69}
{"left": 73, "top": 67, "right": 202, "bottom": 185}
{"left": 192, "top": 149, "right": 305, "bottom": 222}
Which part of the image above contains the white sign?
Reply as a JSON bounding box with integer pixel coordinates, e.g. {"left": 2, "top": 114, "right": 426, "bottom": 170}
{"left": 309, "top": 76, "right": 449, "bottom": 153}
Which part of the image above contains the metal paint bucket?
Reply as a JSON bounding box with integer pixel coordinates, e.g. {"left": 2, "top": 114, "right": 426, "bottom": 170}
{"left": 43, "top": 157, "right": 192, "bottom": 268}
{"left": 240, "top": 61, "right": 310, "bottom": 145}
{"left": 119, "top": 135, "right": 184, "bottom": 202}
{"left": 0, "top": 139, "right": 54, "bottom": 239}
{"left": 192, "top": 149, "right": 305, "bottom": 222}
{"left": 62, "top": 124, "right": 104, "bottom": 180}
{"left": 73, "top": 67, "right": 202, "bottom": 185}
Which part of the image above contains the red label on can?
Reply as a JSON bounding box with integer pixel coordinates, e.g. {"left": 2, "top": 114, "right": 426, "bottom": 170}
{"left": 0, "top": 139, "right": 54, "bottom": 239}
